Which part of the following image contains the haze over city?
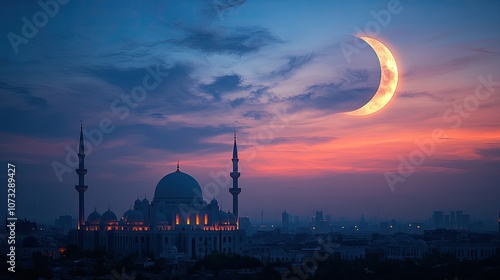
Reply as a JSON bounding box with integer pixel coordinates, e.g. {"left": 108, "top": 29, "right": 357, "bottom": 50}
{"left": 1, "top": 0, "right": 499, "bottom": 227}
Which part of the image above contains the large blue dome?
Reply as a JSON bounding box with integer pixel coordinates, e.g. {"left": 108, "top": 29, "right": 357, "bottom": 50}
{"left": 101, "top": 209, "right": 118, "bottom": 225}
{"left": 154, "top": 170, "right": 203, "bottom": 200}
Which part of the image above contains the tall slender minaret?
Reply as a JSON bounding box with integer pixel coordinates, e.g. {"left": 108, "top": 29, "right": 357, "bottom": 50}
{"left": 229, "top": 132, "right": 241, "bottom": 228}
{"left": 75, "top": 122, "right": 88, "bottom": 232}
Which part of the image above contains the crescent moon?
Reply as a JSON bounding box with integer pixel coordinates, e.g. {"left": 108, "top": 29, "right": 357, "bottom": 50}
{"left": 346, "top": 36, "right": 399, "bottom": 116}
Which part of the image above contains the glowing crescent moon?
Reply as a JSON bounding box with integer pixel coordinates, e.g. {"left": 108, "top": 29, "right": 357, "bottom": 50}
{"left": 346, "top": 36, "right": 399, "bottom": 116}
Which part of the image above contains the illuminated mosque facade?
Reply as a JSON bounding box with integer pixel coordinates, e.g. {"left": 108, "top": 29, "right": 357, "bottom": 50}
{"left": 71, "top": 124, "right": 246, "bottom": 259}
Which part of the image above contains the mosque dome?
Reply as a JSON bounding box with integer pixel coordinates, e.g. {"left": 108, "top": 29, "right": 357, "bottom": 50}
{"left": 227, "top": 212, "right": 236, "bottom": 225}
{"left": 155, "top": 212, "right": 168, "bottom": 225}
{"left": 218, "top": 210, "right": 229, "bottom": 224}
{"left": 127, "top": 210, "right": 144, "bottom": 224}
{"left": 154, "top": 169, "right": 203, "bottom": 200}
{"left": 142, "top": 196, "right": 149, "bottom": 205}
{"left": 121, "top": 209, "right": 133, "bottom": 222}
{"left": 134, "top": 197, "right": 142, "bottom": 207}
{"left": 87, "top": 209, "right": 101, "bottom": 225}
{"left": 211, "top": 197, "right": 218, "bottom": 206}
{"left": 101, "top": 209, "right": 118, "bottom": 225}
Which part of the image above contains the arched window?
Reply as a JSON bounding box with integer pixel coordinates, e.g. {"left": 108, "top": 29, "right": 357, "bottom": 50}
{"left": 165, "top": 237, "right": 168, "bottom": 243}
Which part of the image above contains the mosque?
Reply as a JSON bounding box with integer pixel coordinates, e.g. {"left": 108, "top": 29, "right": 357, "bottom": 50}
{"left": 70, "top": 124, "right": 246, "bottom": 259}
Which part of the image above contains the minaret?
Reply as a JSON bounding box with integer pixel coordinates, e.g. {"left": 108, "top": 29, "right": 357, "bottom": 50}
{"left": 229, "top": 132, "right": 241, "bottom": 228}
{"left": 75, "top": 122, "right": 88, "bottom": 232}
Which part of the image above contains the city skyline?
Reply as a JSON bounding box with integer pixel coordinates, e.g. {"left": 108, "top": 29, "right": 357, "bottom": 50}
{"left": 1, "top": 1, "right": 500, "bottom": 225}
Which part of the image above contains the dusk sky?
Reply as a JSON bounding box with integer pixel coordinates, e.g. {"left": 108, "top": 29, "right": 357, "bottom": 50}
{"left": 1, "top": 0, "right": 499, "bottom": 225}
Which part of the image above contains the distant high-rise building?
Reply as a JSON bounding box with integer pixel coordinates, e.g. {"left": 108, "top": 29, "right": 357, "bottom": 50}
{"left": 380, "top": 222, "right": 389, "bottom": 232}
{"left": 461, "top": 214, "right": 470, "bottom": 229}
{"left": 315, "top": 211, "right": 323, "bottom": 228}
{"left": 55, "top": 215, "right": 74, "bottom": 233}
{"left": 360, "top": 214, "right": 368, "bottom": 231}
{"left": 456, "top": 211, "right": 463, "bottom": 228}
{"left": 450, "top": 211, "right": 457, "bottom": 229}
{"left": 239, "top": 217, "right": 251, "bottom": 232}
{"left": 282, "top": 211, "right": 289, "bottom": 229}
{"left": 444, "top": 214, "right": 450, "bottom": 229}
{"left": 433, "top": 211, "right": 444, "bottom": 229}
{"left": 294, "top": 215, "right": 300, "bottom": 227}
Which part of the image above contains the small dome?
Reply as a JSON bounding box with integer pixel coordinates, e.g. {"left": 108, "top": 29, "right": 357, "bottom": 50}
{"left": 129, "top": 210, "right": 144, "bottom": 221}
{"left": 87, "top": 209, "right": 101, "bottom": 225}
{"left": 134, "top": 197, "right": 142, "bottom": 206}
{"left": 123, "top": 210, "right": 144, "bottom": 225}
{"left": 218, "top": 210, "right": 229, "bottom": 224}
{"left": 211, "top": 198, "right": 218, "bottom": 206}
{"left": 23, "top": 236, "right": 40, "bottom": 248}
{"left": 154, "top": 170, "right": 203, "bottom": 200}
{"left": 121, "top": 209, "right": 133, "bottom": 222}
{"left": 142, "top": 197, "right": 149, "bottom": 205}
{"left": 155, "top": 212, "right": 168, "bottom": 225}
{"left": 101, "top": 209, "right": 118, "bottom": 225}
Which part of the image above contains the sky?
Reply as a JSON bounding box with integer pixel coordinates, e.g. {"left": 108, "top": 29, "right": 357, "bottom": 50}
{"left": 1, "top": 0, "right": 499, "bottom": 226}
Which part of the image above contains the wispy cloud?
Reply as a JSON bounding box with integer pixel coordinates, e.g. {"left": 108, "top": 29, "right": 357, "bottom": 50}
{"left": 199, "top": 74, "right": 249, "bottom": 101}
{"left": 268, "top": 53, "right": 315, "bottom": 78}
{"left": 174, "top": 26, "right": 281, "bottom": 55}
{"left": 399, "top": 91, "right": 454, "bottom": 103}
{"left": 0, "top": 81, "right": 48, "bottom": 110}
{"left": 403, "top": 54, "right": 486, "bottom": 79}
